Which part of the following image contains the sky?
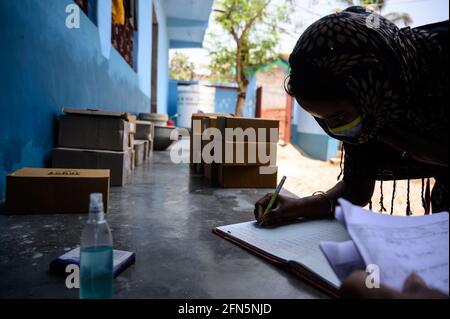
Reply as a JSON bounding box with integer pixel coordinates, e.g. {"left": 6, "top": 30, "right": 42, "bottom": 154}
{"left": 170, "top": 0, "right": 449, "bottom": 74}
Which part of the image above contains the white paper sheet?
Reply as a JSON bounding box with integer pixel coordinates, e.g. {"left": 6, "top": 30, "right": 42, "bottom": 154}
{"left": 319, "top": 240, "right": 365, "bottom": 282}
{"left": 332, "top": 199, "right": 449, "bottom": 294}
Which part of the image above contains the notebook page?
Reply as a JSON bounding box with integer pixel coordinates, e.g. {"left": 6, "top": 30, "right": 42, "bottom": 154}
{"left": 216, "top": 219, "right": 351, "bottom": 288}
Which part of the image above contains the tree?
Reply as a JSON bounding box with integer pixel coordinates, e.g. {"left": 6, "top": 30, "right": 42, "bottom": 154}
{"left": 338, "top": 0, "right": 412, "bottom": 25}
{"left": 169, "top": 52, "right": 196, "bottom": 81}
{"left": 208, "top": 0, "right": 292, "bottom": 116}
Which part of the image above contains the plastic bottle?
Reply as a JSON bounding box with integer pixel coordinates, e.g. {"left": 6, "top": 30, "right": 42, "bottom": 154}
{"left": 80, "top": 193, "right": 113, "bottom": 299}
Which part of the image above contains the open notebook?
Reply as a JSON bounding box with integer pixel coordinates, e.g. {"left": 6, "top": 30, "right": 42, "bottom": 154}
{"left": 213, "top": 219, "right": 350, "bottom": 297}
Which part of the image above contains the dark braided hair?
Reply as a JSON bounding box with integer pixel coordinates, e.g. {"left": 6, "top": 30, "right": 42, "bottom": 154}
{"left": 390, "top": 180, "right": 397, "bottom": 215}
{"left": 406, "top": 179, "right": 412, "bottom": 215}
{"left": 337, "top": 143, "right": 344, "bottom": 181}
{"left": 379, "top": 180, "right": 387, "bottom": 212}
{"left": 421, "top": 178, "right": 426, "bottom": 213}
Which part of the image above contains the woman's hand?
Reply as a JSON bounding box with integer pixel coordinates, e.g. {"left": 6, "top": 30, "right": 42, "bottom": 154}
{"left": 340, "top": 271, "right": 448, "bottom": 299}
{"left": 254, "top": 194, "right": 301, "bottom": 226}
{"left": 253, "top": 178, "right": 376, "bottom": 227}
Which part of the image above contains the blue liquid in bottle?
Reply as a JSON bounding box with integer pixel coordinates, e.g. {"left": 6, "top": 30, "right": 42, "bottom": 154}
{"left": 80, "top": 193, "right": 114, "bottom": 299}
{"left": 80, "top": 246, "right": 113, "bottom": 299}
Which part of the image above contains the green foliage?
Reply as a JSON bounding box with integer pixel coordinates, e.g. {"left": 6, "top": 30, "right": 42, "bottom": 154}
{"left": 208, "top": 46, "right": 235, "bottom": 83}
{"left": 208, "top": 0, "right": 291, "bottom": 83}
{"left": 169, "top": 52, "right": 196, "bottom": 81}
{"left": 207, "top": 0, "right": 293, "bottom": 114}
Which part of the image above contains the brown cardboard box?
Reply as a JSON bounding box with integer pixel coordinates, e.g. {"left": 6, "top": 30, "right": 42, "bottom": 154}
{"left": 190, "top": 113, "right": 233, "bottom": 167}
{"left": 217, "top": 165, "right": 278, "bottom": 188}
{"left": 148, "top": 137, "right": 154, "bottom": 157}
{"left": 58, "top": 108, "right": 131, "bottom": 151}
{"left": 220, "top": 141, "right": 277, "bottom": 166}
{"left": 136, "top": 139, "right": 150, "bottom": 160}
{"left": 135, "top": 120, "right": 154, "bottom": 140}
{"left": 201, "top": 117, "right": 219, "bottom": 180}
{"left": 129, "top": 133, "right": 135, "bottom": 149}
{"left": 216, "top": 117, "right": 279, "bottom": 143}
{"left": 127, "top": 115, "right": 137, "bottom": 134}
{"left": 131, "top": 149, "right": 136, "bottom": 170}
{"left": 201, "top": 117, "right": 277, "bottom": 164}
{"left": 203, "top": 162, "right": 218, "bottom": 182}
{"left": 134, "top": 140, "right": 146, "bottom": 166}
{"left": 52, "top": 147, "right": 131, "bottom": 186}
{"left": 5, "top": 168, "right": 109, "bottom": 214}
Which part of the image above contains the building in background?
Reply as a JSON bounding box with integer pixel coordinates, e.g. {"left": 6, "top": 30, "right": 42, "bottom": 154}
{"left": 248, "top": 54, "right": 339, "bottom": 161}
{"left": 0, "top": 0, "right": 213, "bottom": 200}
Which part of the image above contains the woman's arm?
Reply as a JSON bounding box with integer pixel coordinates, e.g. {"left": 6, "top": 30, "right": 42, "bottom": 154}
{"left": 255, "top": 178, "right": 375, "bottom": 224}
{"left": 380, "top": 126, "right": 449, "bottom": 167}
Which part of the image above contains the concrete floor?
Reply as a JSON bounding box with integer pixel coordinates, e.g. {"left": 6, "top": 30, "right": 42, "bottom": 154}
{"left": 0, "top": 140, "right": 325, "bottom": 299}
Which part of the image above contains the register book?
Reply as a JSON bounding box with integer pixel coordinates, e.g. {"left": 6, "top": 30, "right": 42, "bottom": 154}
{"left": 213, "top": 219, "right": 350, "bottom": 298}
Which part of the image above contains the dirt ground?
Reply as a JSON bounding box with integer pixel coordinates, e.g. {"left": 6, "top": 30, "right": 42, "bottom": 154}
{"left": 277, "top": 143, "right": 431, "bottom": 216}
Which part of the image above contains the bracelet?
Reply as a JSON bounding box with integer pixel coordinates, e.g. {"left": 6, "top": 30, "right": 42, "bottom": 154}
{"left": 312, "top": 191, "right": 335, "bottom": 215}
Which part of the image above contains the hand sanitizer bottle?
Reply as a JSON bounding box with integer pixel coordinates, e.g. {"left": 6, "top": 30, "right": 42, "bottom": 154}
{"left": 80, "top": 193, "right": 113, "bottom": 299}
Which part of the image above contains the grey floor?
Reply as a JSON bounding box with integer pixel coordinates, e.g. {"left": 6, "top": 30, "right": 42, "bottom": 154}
{"left": 0, "top": 141, "right": 325, "bottom": 299}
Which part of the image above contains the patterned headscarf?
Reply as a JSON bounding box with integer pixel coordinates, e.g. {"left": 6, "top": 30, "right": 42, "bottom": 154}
{"left": 288, "top": 6, "right": 448, "bottom": 144}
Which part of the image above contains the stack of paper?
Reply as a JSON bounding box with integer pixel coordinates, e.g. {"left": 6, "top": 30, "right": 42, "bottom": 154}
{"left": 320, "top": 199, "right": 449, "bottom": 294}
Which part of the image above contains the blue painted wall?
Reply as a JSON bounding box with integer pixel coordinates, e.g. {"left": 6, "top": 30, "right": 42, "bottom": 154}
{"left": 215, "top": 87, "right": 238, "bottom": 115}
{"left": 168, "top": 80, "right": 179, "bottom": 117}
{"left": 0, "top": 0, "right": 156, "bottom": 200}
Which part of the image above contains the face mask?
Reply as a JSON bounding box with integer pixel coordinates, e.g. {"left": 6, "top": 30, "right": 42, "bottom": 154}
{"left": 327, "top": 116, "right": 363, "bottom": 138}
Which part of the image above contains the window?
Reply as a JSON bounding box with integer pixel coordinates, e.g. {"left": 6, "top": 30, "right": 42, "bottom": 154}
{"left": 112, "top": 0, "right": 138, "bottom": 70}
{"left": 74, "top": 0, "right": 88, "bottom": 15}
{"left": 74, "top": 0, "right": 97, "bottom": 25}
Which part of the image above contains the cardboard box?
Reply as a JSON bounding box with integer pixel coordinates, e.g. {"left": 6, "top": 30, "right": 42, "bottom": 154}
{"left": 221, "top": 141, "right": 277, "bottom": 166}
{"left": 217, "top": 165, "right": 278, "bottom": 188}
{"left": 52, "top": 147, "right": 131, "bottom": 186}
{"left": 135, "top": 120, "right": 154, "bottom": 140}
{"left": 131, "top": 149, "right": 136, "bottom": 170}
{"left": 5, "top": 168, "right": 109, "bottom": 214}
{"left": 148, "top": 137, "right": 154, "bottom": 157}
{"left": 216, "top": 117, "right": 279, "bottom": 143}
{"left": 201, "top": 117, "right": 277, "bottom": 165}
{"left": 134, "top": 140, "right": 146, "bottom": 166}
{"left": 203, "top": 162, "right": 218, "bottom": 182}
{"left": 127, "top": 115, "right": 137, "bottom": 134}
{"left": 190, "top": 113, "right": 233, "bottom": 166}
{"left": 129, "top": 133, "right": 135, "bottom": 149}
{"left": 58, "top": 108, "right": 131, "bottom": 151}
{"left": 136, "top": 139, "right": 150, "bottom": 160}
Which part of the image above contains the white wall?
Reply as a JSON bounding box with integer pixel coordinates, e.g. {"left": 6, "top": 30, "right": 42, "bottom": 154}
{"left": 136, "top": 0, "right": 153, "bottom": 98}
{"left": 154, "top": 0, "right": 169, "bottom": 114}
{"left": 295, "top": 100, "right": 327, "bottom": 135}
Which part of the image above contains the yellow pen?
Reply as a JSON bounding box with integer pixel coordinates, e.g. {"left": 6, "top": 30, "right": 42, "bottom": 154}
{"left": 260, "top": 176, "right": 287, "bottom": 224}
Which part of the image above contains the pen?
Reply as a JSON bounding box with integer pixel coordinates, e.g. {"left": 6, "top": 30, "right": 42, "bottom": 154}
{"left": 260, "top": 176, "right": 287, "bottom": 223}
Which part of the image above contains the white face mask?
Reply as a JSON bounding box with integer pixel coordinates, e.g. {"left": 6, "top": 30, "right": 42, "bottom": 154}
{"left": 327, "top": 116, "right": 363, "bottom": 138}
